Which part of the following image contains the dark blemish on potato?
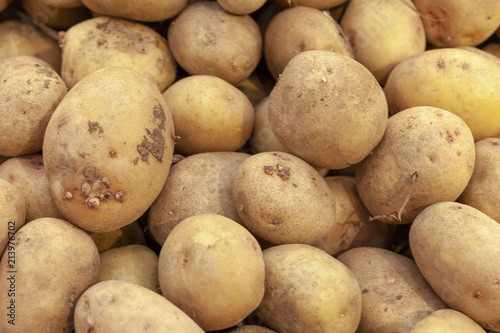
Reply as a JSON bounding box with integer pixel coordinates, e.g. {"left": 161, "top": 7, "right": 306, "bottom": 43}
{"left": 182, "top": 255, "right": 189, "bottom": 267}
{"left": 114, "top": 191, "right": 124, "bottom": 203}
{"left": 20, "top": 89, "right": 31, "bottom": 95}
{"left": 96, "top": 39, "right": 106, "bottom": 47}
{"left": 272, "top": 153, "right": 281, "bottom": 157}
{"left": 457, "top": 151, "right": 462, "bottom": 156}
{"left": 293, "top": 183, "right": 298, "bottom": 187}
{"left": 298, "top": 41, "right": 305, "bottom": 52}
{"left": 133, "top": 157, "right": 139, "bottom": 165}
{"left": 43, "top": 80, "right": 50, "bottom": 89}
{"left": 437, "top": 59, "right": 445, "bottom": 69}
{"left": 153, "top": 103, "right": 166, "bottom": 130}
{"left": 29, "top": 159, "right": 44, "bottom": 170}
{"left": 396, "top": 295, "right": 403, "bottom": 300}
{"left": 88, "top": 121, "right": 103, "bottom": 134}
{"left": 270, "top": 220, "right": 280, "bottom": 226}
{"left": 462, "top": 64, "right": 470, "bottom": 70}
{"left": 109, "top": 150, "right": 118, "bottom": 158}
{"left": 327, "top": 68, "right": 333, "bottom": 75}
{"left": 83, "top": 166, "right": 100, "bottom": 183}
{"left": 98, "top": 191, "right": 114, "bottom": 202}
{"left": 429, "top": 156, "right": 435, "bottom": 163}
{"left": 384, "top": 307, "right": 388, "bottom": 312}
{"left": 35, "top": 67, "right": 57, "bottom": 79}
{"left": 445, "top": 130, "right": 454, "bottom": 143}
{"left": 95, "top": 18, "right": 113, "bottom": 32}
{"left": 362, "top": 288, "right": 369, "bottom": 293}
{"left": 492, "top": 142, "right": 500, "bottom": 146}
{"left": 473, "top": 290, "right": 484, "bottom": 298}
{"left": 264, "top": 165, "right": 274, "bottom": 175}
{"left": 137, "top": 128, "right": 165, "bottom": 163}
{"left": 79, "top": 152, "right": 89, "bottom": 159}
{"left": 276, "top": 164, "right": 290, "bottom": 181}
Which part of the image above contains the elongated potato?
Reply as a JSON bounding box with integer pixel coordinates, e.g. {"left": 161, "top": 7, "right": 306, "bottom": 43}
{"left": 0, "top": 217, "right": 100, "bottom": 333}
{"left": 74, "top": 280, "right": 204, "bottom": 333}
{"left": 43, "top": 66, "right": 175, "bottom": 233}
{"left": 0, "top": 179, "right": 25, "bottom": 254}
{"left": 410, "top": 202, "right": 500, "bottom": 331}
{"left": 410, "top": 309, "right": 486, "bottom": 333}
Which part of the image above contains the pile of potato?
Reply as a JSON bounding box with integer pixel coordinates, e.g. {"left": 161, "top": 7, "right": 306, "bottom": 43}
{"left": 0, "top": 0, "right": 500, "bottom": 332}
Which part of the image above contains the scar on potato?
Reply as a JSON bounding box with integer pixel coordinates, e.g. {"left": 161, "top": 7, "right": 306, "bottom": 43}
{"left": 137, "top": 128, "right": 165, "bottom": 163}
{"left": 263, "top": 164, "right": 291, "bottom": 181}
{"left": 79, "top": 166, "right": 124, "bottom": 208}
{"left": 88, "top": 121, "right": 103, "bottom": 134}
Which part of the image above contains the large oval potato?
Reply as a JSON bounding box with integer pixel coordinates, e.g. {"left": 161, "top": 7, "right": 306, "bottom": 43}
{"left": 0, "top": 217, "right": 100, "bottom": 333}
{"left": 43, "top": 66, "right": 175, "bottom": 233}
{"left": 0, "top": 179, "right": 25, "bottom": 254}
{"left": 409, "top": 201, "right": 500, "bottom": 331}
{"left": 257, "top": 244, "right": 362, "bottom": 333}
{"left": 337, "top": 247, "right": 448, "bottom": 333}
{"left": 74, "top": 280, "right": 204, "bottom": 333}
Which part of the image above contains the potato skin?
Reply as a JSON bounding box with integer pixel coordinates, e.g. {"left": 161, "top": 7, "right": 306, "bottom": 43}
{"left": 0, "top": 179, "right": 25, "bottom": 253}
{"left": 43, "top": 66, "right": 175, "bottom": 233}
{"left": 74, "top": 280, "right": 204, "bottom": 333}
{"left": 0, "top": 217, "right": 100, "bottom": 333}
{"left": 409, "top": 202, "right": 500, "bottom": 331}
{"left": 337, "top": 247, "right": 448, "bottom": 333}
{"left": 409, "top": 309, "right": 486, "bottom": 333}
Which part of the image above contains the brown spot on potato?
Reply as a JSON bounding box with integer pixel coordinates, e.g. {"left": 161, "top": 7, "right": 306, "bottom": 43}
{"left": 473, "top": 290, "right": 484, "bottom": 298}
{"left": 264, "top": 165, "right": 274, "bottom": 175}
{"left": 29, "top": 159, "right": 44, "bottom": 170}
{"left": 88, "top": 121, "right": 103, "bottom": 134}
{"left": 437, "top": 59, "right": 445, "bottom": 69}
{"left": 153, "top": 104, "right": 166, "bottom": 130}
{"left": 137, "top": 128, "right": 165, "bottom": 162}
{"left": 362, "top": 288, "right": 369, "bottom": 293}
{"left": 270, "top": 220, "right": 280, "bottom": 225}
{"left": 109, "top": 150, "right": 118, "bottom": 158}
{"left": 462, "top": 64, "right": 470, "bottom": 70}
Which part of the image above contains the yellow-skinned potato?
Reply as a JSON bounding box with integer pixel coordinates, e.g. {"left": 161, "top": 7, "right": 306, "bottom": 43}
{"left": 264, "top": 6, "right": 352, "bottom": 80}
{"left": 458, "top": 46, "right": 500, "bottom": 67}
{"left": 21, "top": 0, "right": 91, "bottom": 30}
{"left": 340, "top": 0, "right": 426, "bottom": 84}
{"left": 409, "top": 309, "right": 486, "bottom": 333}
{"left": 413, "top": 0, "right": 500, "bottom": 47}
{"left": 162, "top": 75, "right": 254, "bottom": 155}
{"left": 81, "top": 0, "right": 187, "bottom": 22}
{"left": 0, "top": 179, "right": 25, "bottom": 254}
{"left": 43, "top": 66, "right": 175, "bottom": 233}
{"left": 90, "top": 220, "right": 147, "bottom": 252}
{"left": 0, "top": 217, "right": 100, "bottom": 333}
{"left": 158, "top": 214, "right": 265, "bottom": 331}
{"left": 355, "top": 106, "right": 475, "bottom": 224}
{"left": 458, "top": 138, "right": 500, "bottom": 223}
{"left": 337, "top": 247, "right": 448, "bottom": 333}
{"left": 168, "top": 1, "right": 262, "bottom": 85}
{"left": 384, "top": 47, "right": 500, "bottom": 141}
{"left": 273, "top": 0, "right": 348, "bottom": 11}
{"left": 59, "top": 17, "right": 177, "bottom": 91}
{"left": 257, "top": 244, "right": 362, "bottom": 333}
{"left": 0, "top": 154, "right": 64, "bottom": 222}
{"left": 74, "top": 280, "right": 204, "bottom": 333}
{"left": 410, "top": 202, "right": 500, "bottom": 331}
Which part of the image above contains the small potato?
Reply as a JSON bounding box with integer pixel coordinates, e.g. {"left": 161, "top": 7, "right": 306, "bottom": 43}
{"left": 217, "top": 0, "right": 266, "bottom": 15}
{"left": 0, "top": 217, "right": 100, "bottom": 333}
{"left": 148, "top": 151, "right": 250, "bottom": 246}
{"left": 410, "top": 309, "right": 486, "bottom": 333}
{"left": 0, "top": 179, "right": 25, "bottom": 253}
{"left": 337, "top": 247, "right": 448, "bottom": 333}
{"left": 264, "top": 6, "right": 352, "bottom": 80}
{"left": 355, "top": 106, "right": 475, "bottom": 224}
{"left": 162, "top": 75, "right": 254, "bottom": 155}
{"left": 90, "top": 220, "right": 147, "bottom": 252}
{"left": 158, "top": 214, "right": 265, "bottom": 331}
{"left": 250, "top": 97, "right": 287, "bottom": 154}
{"left": 233, "top": 151, "right": 336, "bottom": 245}
{"left": 268, "top": 50, "right": 388, "bottom": 170}
{"left": 168, "top": 1, "right": 262, "bottom": 85}
{"left": 43, "top": 66, "right": 175, "bottom": 233}
{"left": 74, "top": 280, "right": 204, "bottom": 333}
{"left": 257, "top": 244, "right": 362, "bottom": 333}
{"left": 384, "top": 47, "right": 500, "bottom": 141}
{"left": 0, "top": 56, "right": 67, "bottom": 156}
{"left": 0, "top": 154, "right": 64, "bottom": 222}
{"left": 230, "top": 325, "right": 277, "bottom": 332}
{"left": 21, "top": 0, "right": 91, "bottom": 29}
{"left": 96, "top": 244, "right": 159, "bottom": 293}
{"left": 409, "top": 202, "right": 500, "bottom": 331}
{"left": 458, "top": 138, "right": 500, "bottom": 223}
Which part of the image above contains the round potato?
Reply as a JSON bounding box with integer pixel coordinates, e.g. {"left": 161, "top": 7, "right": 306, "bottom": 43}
{"left": 90, "top": 220, "right": 147, "bottom": 252}
{"left": 148, "top": 151, "right": 250, "bottom": 246}
{"left": 59, "top": 17, "right": 177, "bottom": 92}
{"left": 0, "top": 217, "right": 100, "bottom": 333}
{"left": 167, "top": 1, "right": 262, "bottom": 85}
{"left": 233, "top": 151, "right": 336, "bottom": 245}
{"left": 74, "top": 280, "right": 204, "bottom": 333}
{"left": 355, "top": 106, "right": 475, "bottom": 224}
{"left": 337, "top": 247, "right": 448, "bottom": 333}
{"left": 0, "top": 179, "right": 25, "bottom": 254}
{"left": 0, "top": 55, "right": 67, "bottom": 156}
{"left": 409, "top": 202, "right": 500, "bottom": 331}
{"left": 158, "top": 214, "right": 265, "bottom": 331}
{"left": 264, "top": 6, "right": 352, "bottom": 80}
{"left": 410, "top": 309, "right": 486, "bottom": 333}
{"left": 43, "top": 66, "right": 175, "bottom": 233}
{"left": 384, "top": 47, "right": 500, "bottom": 141}
{"left": 268, "top": 50, "right": 388, "bottom": 170}
{"left": 162, "top": 75, "right": 254, "bottom": 155}
{"left": 257, "top": 244, "right": 362, "bottom": 333}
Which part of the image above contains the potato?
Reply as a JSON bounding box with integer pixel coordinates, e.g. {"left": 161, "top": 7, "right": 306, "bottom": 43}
{"left": 257, "top": 244, "right": 362, "bottom": 332}
{"left": 337, "top": 247, "right": 448, "bottom": 333}
{"left": 384, "top": 47, "right": 500, "bottom": 141}
{"left": 158, "top": 214, "right": 265, "bottom": 331}
{"left": 409, "top": 309, "right": 486, "bottom": 333}
{"left": 217, "top": 0, "right": 266, "bottom": 15}
{"left": 458, "top": 138, "right": 500, "bottom": 223}
{"left": 21, "top": 0, "right": 91, "bottom": 30}
{"left": 0, "top": 20, "right": 61, "bottom": 71}
{"left": 230, "top": 325, "right": 277, "bottom": 333}
{"left": 74, "top": 280, "right": 204, "bottom": 333}
{"left": 235, "top": 72, "right": 274, "bottom": 107}
{"left": 90, "top": 220, "right": 147, "bottom": 252}
{"left": 264, "top": 6, "right": 352, "bottom": 80}
{"left": 148, "top": 151, "right": 250, "bottom": 246}
{"left": 43, "top": 66, "right": 175, "bottom": 233}
{"left": 273, "top": 0, "right": 348, "bottom": 11}
{"left": 233, "top": 151, "right": 336, "bottom": 245}
{"left": 0, "top": 154, "right": 64, "bottom": 222}
{"left": 409, "top": 202, "right": 500, "bottom": 331}
{"left": 0, "top": 55, "right": 67, "bottom": 156}
{"left": 340, "top": 0, "right": 426, "bottom": 84}
{"left": 413, "top": 0, "right": 500, "bottom": 47}
{"left": 0, "top": 217, "right": 100, "bottom": 332}
{"left": 268, "top": 50, "right": 388, "bottom": 170}
{"left": 81, "top": 0, "right": 187, "bottom": 22}
{"left": 355, "top": 106, "right": 475, "bottom": 224}
{"left": 162, "top": 75, "right": 254, "bottom": 155}
{"left": 0, "top": 179, "right": 25, "bottom": 253}
{"left": 96, "top": 244, "right": 159, "bottom": 293}
{"left": 167, "top": 1, "right": 262, "bottom": 85}
{"left": 59, "top": 17, "right": 177, "bottom": 92}
{"left": 250, "top": 97, "right": 287, "bottom": 154}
